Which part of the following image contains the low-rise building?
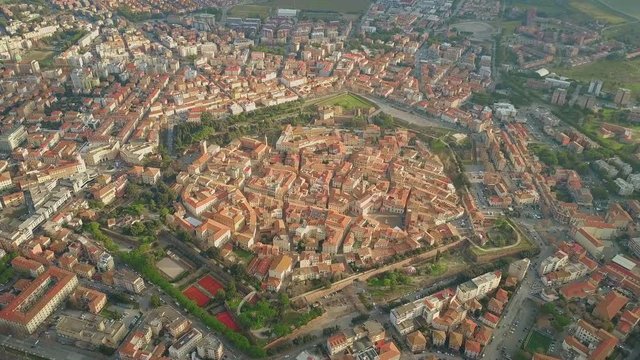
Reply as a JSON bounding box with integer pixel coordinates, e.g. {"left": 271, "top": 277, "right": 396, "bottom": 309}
{"left": 56, "top": 315, "right": 127, "bottom": 349}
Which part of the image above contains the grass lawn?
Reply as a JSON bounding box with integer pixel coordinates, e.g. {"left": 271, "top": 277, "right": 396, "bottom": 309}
{"left": 316, "top": 93, "right": 375, "bottom": 110}
{"left": 261, "top": 0, "right": 371, "bottom": 14}
{"left": 501, "top": 20, "right": 522, "bottom": 35}
{"left": 21, "top": 49, "right": 55, "bottom": 63}
{"left": 234, "top": 248, "right": 254, "bottom": 261}
{"left": 524, "top": 330, "right": 553, "bottom": 354}
{"left": 602, "top": 0, "right": 640, "bottom": 19}
{"left": 551, "top": 59, "right": 640, "bottom": 100}
{"left": 470, "top": 220, "right": 536, "bottom": 257}
{"left": 228, "top": 4, "right": 271, "bottom": 18}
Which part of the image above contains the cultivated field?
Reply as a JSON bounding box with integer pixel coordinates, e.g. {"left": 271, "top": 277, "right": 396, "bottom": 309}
{"left": 603, "top": 0, "right": 640, "bottom": 19}
{"left": 507, "top": 0, "right": 631, "bottom": 24}
{"left": 568, "top": 0, "right": 627, "bottom": 24}
{"left": 552, "top": 59, "right": 640, "bottom": 99}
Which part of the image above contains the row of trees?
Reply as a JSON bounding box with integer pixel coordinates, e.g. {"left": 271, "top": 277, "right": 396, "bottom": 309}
{"left": 174, "top": 100, "right": 309, "bottom": 151}
{"left": 119, "top": 249, "right": 266, "bottom": 357}
{"left": 367, "top": 269, "right": 411, "bottom": 288}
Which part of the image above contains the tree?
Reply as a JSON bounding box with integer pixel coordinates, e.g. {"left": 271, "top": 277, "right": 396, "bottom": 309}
{"left": 227, "top": 280, "right": 237, "bottom": 298}
{"left": 215, "top": 289, "right": 226, "bottom": 303}
{"left": 373, "top": 113, "right": 394, "bottom": 129}
{"left": 278, "top": 292, "right": 290, "bottom": 310}
{"left": 591, "top": 186, "right": 609, "bottom": 201}
{"left": 128, "top": 222, "right": 147, "bottom": 236}
{"left": 150, "top": 294, "right": 162, "bottom": 308}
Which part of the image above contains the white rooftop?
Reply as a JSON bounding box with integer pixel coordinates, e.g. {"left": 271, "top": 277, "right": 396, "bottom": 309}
{"left": 612, "top": 254, "right": 636, "bottom": 271}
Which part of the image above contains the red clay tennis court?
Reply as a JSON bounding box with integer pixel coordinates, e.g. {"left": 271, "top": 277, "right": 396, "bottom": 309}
{"left": 216, "top": 311, "right": 240, "bottom": 332}
{"left": 183, "top": 285, "right": 210, "bottom": 307}
{"left": 198, "top": 275, "right": 223, "bottom": 297}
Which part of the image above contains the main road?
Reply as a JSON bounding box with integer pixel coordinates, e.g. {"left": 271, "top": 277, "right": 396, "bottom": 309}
{"left": 481, "top": 220, "right": 555, "bottom": 359}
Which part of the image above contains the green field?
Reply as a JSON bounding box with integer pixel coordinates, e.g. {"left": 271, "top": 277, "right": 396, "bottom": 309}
{"left": 524, "top": 330, "right": 553, "bottom": 354}
{"left": 569, "top": 0, "right": 627, "bottom": 24}
{"left": 603, "top": 0, "right": 640, "bottom": 19}
{"left": 506, "top": 0, "right": 567, "bottom": 16}
{"left": 552, "top": 59, "right": 640, "bottom": 99}
{"left": 507, "top": 0, "right": 631, "bottom": 24}
{"left": 228, "top": 4, "right": 271, "bottom": 18}
{"left": 260, "top": 0, "right": 371, "bottom": 14}
{"left": 317, "top": 93, "right": 375, "bottom": 110}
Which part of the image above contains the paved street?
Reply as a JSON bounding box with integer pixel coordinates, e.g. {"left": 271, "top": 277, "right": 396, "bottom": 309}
{"left": 0, "top": 333, "right": 105, "bottom": 360}
{"left": 482, "top": 222, "right": 556, "bottom": 359}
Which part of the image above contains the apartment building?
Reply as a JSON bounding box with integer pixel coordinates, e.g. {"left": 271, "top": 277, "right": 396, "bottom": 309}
{"left": 508, "top": 258, "right": 530, "bottom": 281}
{"left": 70, "top": 286, "right": 107, "bottom": 314}
{"left": 113, "top": 270, "right": 146, "bottom": 294}
{"left": 538, "top": 250, "right": 569, "bottom": 275}
{"left": 196, "top": 335, "right": 224, "bottom": 360}
{"left": 0, "top": 267, "right": 78, "bottom": 334}
{"left": 455, "top": 271, "right": 502, "bottom": 303}
{"left": 169, "top": 328, "right": 203, "bottom": 359}
{"left": 0, "top": 125, "right": 27, "bottom": 152}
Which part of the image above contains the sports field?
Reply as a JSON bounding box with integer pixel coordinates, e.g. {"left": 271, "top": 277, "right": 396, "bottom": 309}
{"left": 183, "top": 285, "right": 210, "bottom": 307}
{"left": 216, "top": 311, "right": 241, "bottom": 331}
{"left": 270, "top": 0, "right": 370, "bottom": 13}
{"left": 317, "top": 93, "right": 375, "bottom": 110}
{"left": 228, "top": 4, "right": 271, "bottom": 18}
{"left": 524, "top": 330, "right": 553, "bottom": 354}
{"left": 198, "top": 275, "right": 224, "bottom": 297}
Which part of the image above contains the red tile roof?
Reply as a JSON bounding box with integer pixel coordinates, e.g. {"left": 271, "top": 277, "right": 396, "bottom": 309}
{"left": 0, "top": 267, "right": 76, "bottom": 325}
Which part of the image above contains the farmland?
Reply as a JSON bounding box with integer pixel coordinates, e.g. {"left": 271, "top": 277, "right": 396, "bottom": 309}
{"left": 568, "top": 0, "right": 627, "bottom": 24}
{"left": 506, "top": 0, "right": 631, "bottom": 24}
{"left": 602, "top": 0, "right": 640, "bottom": 19}
{"left": 551, "top": 59, "right": 640, "bottom": 100}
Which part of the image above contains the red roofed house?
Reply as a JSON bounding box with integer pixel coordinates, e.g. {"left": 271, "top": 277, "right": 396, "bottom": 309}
{"left": 11, "top": 256, "right": 45, "bottom": 278}
{"left": 377, "top": 340, "right": 401, "bottom": 360}
{"left": 592, "top": 291, "right": 628, "bottom": 321}
{"left": 481, "top": 312, "right": 500, "bottom": 328}
{"left": 464, "top": 339, "right": 481, "bottom": 358}
{"left": 613, "top": 307, "right": 640, "bottom": 340}
{"left": 327, "top": 332, "right": 349, "bottom": 355}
